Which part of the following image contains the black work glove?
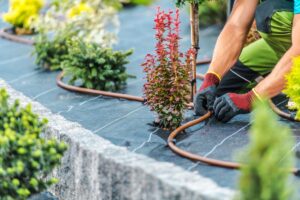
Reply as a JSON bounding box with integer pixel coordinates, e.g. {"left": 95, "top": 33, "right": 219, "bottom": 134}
{"left": 213, "top": 90, "right": 255, "bottom": 123}
{"left": 194, "top": 72, "right": 220, "bottom": 116}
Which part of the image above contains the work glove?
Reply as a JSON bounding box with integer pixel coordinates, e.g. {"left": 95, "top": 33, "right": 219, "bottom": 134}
{"left": 213, "top": 90, "right": 256, "bottom": 123}
{"left": 194, "top": 72, "right": 220, "bottom": 116}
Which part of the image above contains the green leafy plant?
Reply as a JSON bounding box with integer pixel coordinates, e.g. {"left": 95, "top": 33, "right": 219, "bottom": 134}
{"left": 33, "top": 32, "right": 69, "bottom": 71}
{"left": 142, "top": 9, "right": 194, "bottom": 130}
{"left": 238, "top": 100, "right": 295, "bottom": 200}
{"left": 0, "top": 89, "right": 67, "bottom": 200}
{"left": 284, "top": 57, "right": 300, "bottom": 120}
{"left": 62, "top": 38, "right": 133, "bottom": 91}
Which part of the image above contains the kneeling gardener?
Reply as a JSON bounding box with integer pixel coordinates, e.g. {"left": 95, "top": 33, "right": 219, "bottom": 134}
{"left": 195, "top": 0, "right": 300, "bottom": 122}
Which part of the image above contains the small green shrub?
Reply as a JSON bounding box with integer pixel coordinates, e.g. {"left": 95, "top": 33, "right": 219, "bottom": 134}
{"left": 62, "top": 38, "right": 133, "bottom": 91}
{"left": 0, "top": 89, "right": 67, "bottom": 200}
{"left": 33, "top": 33, "right": 69, "bottom": 71}
{"left": 284, "top": 57, "right": 300, "bottom": 120}
{"left": 238, "top": 100, "right": 295, "bottom": 200}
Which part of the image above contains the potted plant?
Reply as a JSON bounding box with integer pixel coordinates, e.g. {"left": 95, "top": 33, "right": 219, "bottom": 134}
{"left": 142, "top": 8, "right": 195, "bottom": 130}
{"left": 2, "top": 0, "right": 45, "bottom": 35}
{"left": 0, "top": 89, "right": 67, "bottom": 200}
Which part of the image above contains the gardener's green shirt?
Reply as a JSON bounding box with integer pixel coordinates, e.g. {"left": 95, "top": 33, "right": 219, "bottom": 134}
{"left": 295, "top": 0, "right": 300, "bottom": 14}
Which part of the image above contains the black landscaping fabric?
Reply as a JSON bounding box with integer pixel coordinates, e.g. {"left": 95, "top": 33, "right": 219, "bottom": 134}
{"left": 0, "top": 0, "right": 300, "bottom": 194}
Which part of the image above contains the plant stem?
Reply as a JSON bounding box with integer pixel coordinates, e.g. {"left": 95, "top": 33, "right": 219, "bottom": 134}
{"left": 189, "top": 2, "right": 199, "bottom": 100}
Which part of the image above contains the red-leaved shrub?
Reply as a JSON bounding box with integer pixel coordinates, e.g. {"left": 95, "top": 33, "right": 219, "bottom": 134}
{"left": 142, "top": 8, "right": 195, "bottom": 130}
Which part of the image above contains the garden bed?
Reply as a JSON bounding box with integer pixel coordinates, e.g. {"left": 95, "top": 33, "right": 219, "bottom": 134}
{"left": 1, "top": 0, "right": 300, "bottom": 198}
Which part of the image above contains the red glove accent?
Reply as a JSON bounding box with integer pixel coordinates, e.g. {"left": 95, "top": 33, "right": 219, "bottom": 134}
{"left": 228, "top": 90, "right": 256, "bottom": 112}
{"left": 199, "top": 73, "right": 220, "bottom": 91}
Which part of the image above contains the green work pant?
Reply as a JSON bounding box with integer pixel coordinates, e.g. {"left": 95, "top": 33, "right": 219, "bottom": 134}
{"left": 239, "top": 11, "right": 293, "bottom": 75}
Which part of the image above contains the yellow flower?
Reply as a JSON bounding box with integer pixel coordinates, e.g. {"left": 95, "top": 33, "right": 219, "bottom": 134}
{"left": 67, "top": 2, "right": 93, "bottom": 19}
{"left": 2, "top": 0, "right": 45, "bottom": 30}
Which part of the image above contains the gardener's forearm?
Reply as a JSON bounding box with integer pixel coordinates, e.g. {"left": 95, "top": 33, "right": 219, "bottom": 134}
{"left": 255, "top": 48, "right": 300, "bottom": 98}
{"left": 208, "top": 24, "right": 248, "bottom": 77}
{"left": 207, "top": 0, "right": 258, "bottom": 78}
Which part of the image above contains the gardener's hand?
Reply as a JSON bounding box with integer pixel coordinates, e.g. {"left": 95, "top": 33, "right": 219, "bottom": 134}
{"left": 213, "top": 90, "right": 256, "bottom": 122}
{"left": 194, "top": 72, "right": 220, "bottom": 116}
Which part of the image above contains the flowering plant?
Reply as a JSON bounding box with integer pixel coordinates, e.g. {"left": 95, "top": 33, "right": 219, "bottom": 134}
{"left": 66, "top": 2, "right": 93, "bottom": 19}
{"left": 35, "top": 0, "right": 121, "bottom": 47}
{"left": 284, "top": 57, "right": 300, "bottom": 120}
{"left": 3, "top": 0, "right": 45, "bottom": 34}
{"left": 142, "top": 8, "right": 195, "bottom": 130}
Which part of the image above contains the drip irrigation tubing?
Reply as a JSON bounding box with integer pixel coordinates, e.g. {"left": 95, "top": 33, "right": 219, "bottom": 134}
{"left": 167, "top": 111, "right": 300, "bottom": 176}
{"left": 0, "top": 28, "right": 35, "bottom": 45}
{"left": 56, "top": 72, "right": 146, "bottom": 102}
{"left": 56, "top": 60, "right": 210, "bottom": 102}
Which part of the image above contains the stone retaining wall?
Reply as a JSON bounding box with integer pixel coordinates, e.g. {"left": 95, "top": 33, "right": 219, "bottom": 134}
{"left": 0, "top": 79, "right": 235, "bottom": 200}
